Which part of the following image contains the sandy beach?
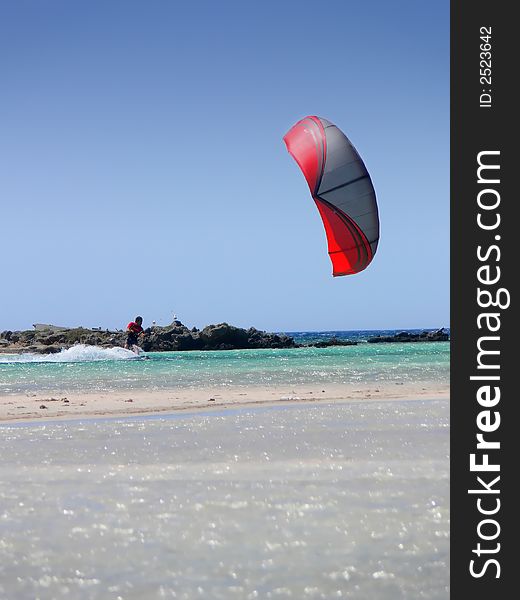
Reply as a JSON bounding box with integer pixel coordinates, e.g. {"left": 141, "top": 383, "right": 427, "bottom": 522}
{"left": 0, "top": 381, "right": 449, "bottom": 423}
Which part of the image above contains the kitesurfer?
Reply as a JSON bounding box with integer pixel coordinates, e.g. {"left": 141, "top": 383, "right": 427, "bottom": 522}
{"left": 125, "top": 316, "right": 144, "bottom": 350}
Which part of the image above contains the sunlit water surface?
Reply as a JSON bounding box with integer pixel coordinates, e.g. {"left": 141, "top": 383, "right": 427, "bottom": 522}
{"left": 0, "top": 400, "right": 449, "bottom": 599}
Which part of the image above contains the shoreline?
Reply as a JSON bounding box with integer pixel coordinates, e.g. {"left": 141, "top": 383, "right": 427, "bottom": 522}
{"left": 0, "top": 382, "right": 449, "bottom": 424}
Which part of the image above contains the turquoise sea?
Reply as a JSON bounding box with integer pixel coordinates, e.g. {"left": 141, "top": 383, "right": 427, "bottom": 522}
{"left": 0, "top": 330, "right": 450, "bottom": 395}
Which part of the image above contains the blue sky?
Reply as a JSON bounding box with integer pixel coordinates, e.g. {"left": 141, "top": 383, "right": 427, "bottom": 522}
{"left": 1, "top": 0, "right": 449, "bottom": 332}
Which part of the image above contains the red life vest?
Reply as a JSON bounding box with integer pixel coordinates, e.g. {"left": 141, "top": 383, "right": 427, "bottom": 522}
{"left": 127, "top": 322, "right": 143, "bottom": 334}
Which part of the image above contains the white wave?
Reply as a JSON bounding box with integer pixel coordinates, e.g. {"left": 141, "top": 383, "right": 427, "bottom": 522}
{"left": 0, "top": 344, "right": 143, "bottom": 364}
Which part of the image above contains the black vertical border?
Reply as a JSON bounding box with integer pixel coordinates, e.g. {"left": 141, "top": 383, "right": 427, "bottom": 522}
{"left": 451, "top": 1, "right": 516, "bottom": 596}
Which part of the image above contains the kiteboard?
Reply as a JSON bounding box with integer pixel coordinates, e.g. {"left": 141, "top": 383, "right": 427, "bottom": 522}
{"left": 130, "top": 345, "right": 148, "bottom": 358}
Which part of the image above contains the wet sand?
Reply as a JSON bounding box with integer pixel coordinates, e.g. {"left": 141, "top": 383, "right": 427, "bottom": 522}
{"left": 0, "top": 398, "right": 450, "bottom": 599}
{"left": 0, "top": 382, "right": 449, "bottom": 423}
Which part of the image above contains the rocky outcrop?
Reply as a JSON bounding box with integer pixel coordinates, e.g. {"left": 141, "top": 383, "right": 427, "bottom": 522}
{"left": 0, "top": 324, "right": 449, "bottom": 354}
{"left": 0, "top": 322, "right": 297, "bottom": 354}
{"left": 307, "top": 339, "right": 358, "bottom": 348}
{"left": 367, "top": 328, "right": 450, "bottom": 343}
{"left": 139, "top": 323, "right": 297, "bottom": 352}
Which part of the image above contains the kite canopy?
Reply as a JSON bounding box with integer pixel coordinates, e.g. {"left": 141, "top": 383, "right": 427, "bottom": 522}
{"left": 283, "top": 116, "right": 379, "bottom": 276}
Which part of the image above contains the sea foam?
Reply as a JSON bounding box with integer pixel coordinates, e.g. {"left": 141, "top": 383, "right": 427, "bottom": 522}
{"left": 0, "top": 344, "right": 140, "bottom": 364}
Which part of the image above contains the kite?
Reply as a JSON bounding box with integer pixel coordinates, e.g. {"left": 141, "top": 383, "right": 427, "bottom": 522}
{"left": 283, "top": 116, "right": 379, "bottom": 276}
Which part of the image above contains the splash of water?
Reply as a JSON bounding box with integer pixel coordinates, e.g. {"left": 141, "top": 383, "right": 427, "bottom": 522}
{"left": 0, "top": 344, "right": 141, "bottom": 364}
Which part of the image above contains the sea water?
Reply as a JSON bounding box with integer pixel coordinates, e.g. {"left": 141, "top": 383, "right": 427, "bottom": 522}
{"left": 0, "top": 400, "right": 449, "bottom": 599}
{"left": 0, "top": 330, "right": 450, "bottom": 395}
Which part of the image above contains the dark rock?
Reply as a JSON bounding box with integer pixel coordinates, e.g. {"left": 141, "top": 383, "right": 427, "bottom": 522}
{"left": 309, "top": 339, "right": 358, "bottom": 348}
{"left": 33, "top": 345, "right": 62, "bottom": 354}
{"left": 175, "top": 333, "right": 205, "bottom": 351}
{"left": 42, "top": 333, "right": 66, "bottom": 345}
{"left": 0, "top": 321, "right": 297, "bottom": 353}
{"left": 199, "top": 323, "right": 250, "bottom": 348}
{"left": 367, "top": 329, "right": 449, "bottom": 343}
